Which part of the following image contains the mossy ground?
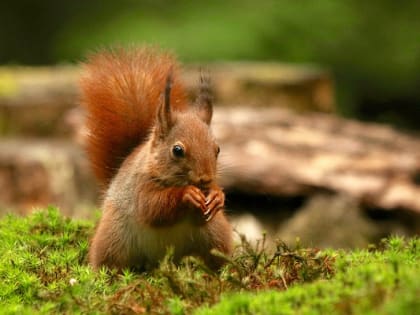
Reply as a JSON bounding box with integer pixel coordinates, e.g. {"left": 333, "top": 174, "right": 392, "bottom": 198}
{"left": 0, "top": 207, "right": 418, "bottom": 314}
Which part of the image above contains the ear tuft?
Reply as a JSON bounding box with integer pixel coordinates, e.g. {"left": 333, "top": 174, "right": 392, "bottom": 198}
{"left": 194, "top": 71, "right": 213, "bottom": 125}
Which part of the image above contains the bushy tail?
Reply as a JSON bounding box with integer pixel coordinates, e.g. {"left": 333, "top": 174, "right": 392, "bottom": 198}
{"left": 79, "top": 47, "right": 188, "bottom": 186}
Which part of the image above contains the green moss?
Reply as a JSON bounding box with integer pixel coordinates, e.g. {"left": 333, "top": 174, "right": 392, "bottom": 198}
{"left": 0, "top": 207, "right": 418, "bottom": 314}
{"left": 196, "top": 238, "right": 419, "bottom": 315}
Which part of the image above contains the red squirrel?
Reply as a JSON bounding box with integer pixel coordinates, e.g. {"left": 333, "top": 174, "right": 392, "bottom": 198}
{"left": 79, "top": 47, "right": 233, "bottom": 271}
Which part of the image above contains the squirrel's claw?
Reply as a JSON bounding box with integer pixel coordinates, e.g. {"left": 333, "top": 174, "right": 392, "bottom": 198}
{"left": 203, "top": 188, "right": 225, "bottom": 222}
{"left": 182, "top": 186, "right": 224, "bottom": 222}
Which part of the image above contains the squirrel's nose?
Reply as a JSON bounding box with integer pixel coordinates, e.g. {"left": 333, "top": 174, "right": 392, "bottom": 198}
{"left": 198, "top": 176, "right": 212, "bottom": 188}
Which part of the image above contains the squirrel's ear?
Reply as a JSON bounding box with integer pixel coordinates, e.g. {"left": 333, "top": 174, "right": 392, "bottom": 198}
{"left": 156, "top": 72, "right": 174, "bottom": 137}
{"left": 194, "top": 72, "right": 213, "bottom": 125}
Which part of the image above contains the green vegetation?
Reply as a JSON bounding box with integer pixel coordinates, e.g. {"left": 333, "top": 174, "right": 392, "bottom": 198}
{"left": 0, "top": 207, "right": 418, "bottom": 314}
{"left": 197, "top": 237, "right": 419, "bottom": 315}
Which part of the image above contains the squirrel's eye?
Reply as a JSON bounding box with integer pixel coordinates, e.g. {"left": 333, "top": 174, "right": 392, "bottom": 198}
{"left": 216, "top": 146, "right": 221, "bottom": 156}
{"left": 172, "top": 144, "right": 185, "bottom": 158}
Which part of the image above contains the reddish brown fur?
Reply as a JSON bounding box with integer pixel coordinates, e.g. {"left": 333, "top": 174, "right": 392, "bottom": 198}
{"left": 80, "top": 47, "right": 187, "bottom": 186}
{"left": 88, "top": 202, "right": 128, "bottom": 270}
{"left": 80, "top": 47, "right": 233, "bottom": 271}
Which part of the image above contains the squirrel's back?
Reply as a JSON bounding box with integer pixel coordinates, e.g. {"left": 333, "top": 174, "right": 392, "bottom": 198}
{"left": 80, "top": 47, "right": 188, "bottom": 186}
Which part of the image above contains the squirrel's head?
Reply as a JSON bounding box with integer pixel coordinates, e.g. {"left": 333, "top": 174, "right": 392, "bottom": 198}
{"left": 149, "top": 72, "right": 220, "bottom": 189}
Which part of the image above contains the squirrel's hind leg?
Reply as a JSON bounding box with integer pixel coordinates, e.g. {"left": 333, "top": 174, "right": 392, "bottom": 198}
{"left": 88, "top": 203, "right": 135, "bottom": 271}
{"left": 199, "top": 212, "right": 233, "bottom": 270}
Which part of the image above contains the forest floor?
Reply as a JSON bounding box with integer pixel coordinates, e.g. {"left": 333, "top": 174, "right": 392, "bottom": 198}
{"left": 0, "top": 208, "right": 418, "bottom": 314}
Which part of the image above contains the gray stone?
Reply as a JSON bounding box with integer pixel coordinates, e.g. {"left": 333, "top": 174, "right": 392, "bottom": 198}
{"left": 276, "top": 194, "right": 382, "bottom": 248}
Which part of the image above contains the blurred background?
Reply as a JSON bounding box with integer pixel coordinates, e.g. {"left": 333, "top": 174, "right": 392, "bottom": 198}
{"left": 1, "top": 0, "right": 419, "bottom": 127}
{"left": 0, "top": 0, "right": 419, "bottom": 248}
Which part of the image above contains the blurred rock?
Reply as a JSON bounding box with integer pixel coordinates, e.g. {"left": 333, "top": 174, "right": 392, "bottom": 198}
{"left": 214, "top": 107, "right": 420, "bottom": 214}
{"left": 276, "top": 194, "right": 420, "bottom": 248}
{"left": 228, "top": 193, "right": 418, "bottom": 249}
{"left": 0, "top": 66, "right": 79, "bottom": 137}
{"left": 276, "top": 194, "right": 381, "bottom": 248}
{"left": 184, "top": 62, "right": 335, "bottom": 112}
{"left": 0, "top": 63, "right": 334, "bottom": 137}
{"left": 0, "top": 139, "right": 98, "bottom": 217}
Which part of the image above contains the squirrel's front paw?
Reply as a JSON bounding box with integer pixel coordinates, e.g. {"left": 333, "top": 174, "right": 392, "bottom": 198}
{"left": 204, "top": 188, "right": 225, "bottom": 222}
{"left": 182, "top": 185, "right": 206, "bottom": 212}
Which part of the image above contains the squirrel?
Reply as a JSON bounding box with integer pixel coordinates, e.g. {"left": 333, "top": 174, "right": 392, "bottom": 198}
{"left": 79, "top": 47, "right": 233, "bottom": 271}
